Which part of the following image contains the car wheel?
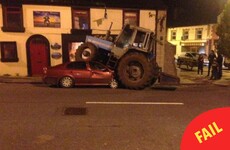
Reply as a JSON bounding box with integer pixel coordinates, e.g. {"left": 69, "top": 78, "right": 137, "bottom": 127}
{"left": 59, "top": 76, "right": 74, "bottom": 88}
{"left": 189, "top": 63, "right": 194, "bottom": 70}
{"left": 177, "top": 60, "right": 182, "bottom": 68}
{"left": 110, "top": 79, "right": 118, "bottom": 89}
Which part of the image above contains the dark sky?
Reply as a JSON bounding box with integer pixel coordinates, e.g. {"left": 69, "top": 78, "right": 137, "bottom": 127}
{"left": 162, "top": 0, "right": 228, "bottom": 27}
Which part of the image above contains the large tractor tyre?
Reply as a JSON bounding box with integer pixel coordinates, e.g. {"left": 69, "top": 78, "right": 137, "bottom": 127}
{"left": 117, "top": 52, "right": 155, "bottom": 90}
{"left": 75, "top": 42, "right": 97, "bottom": 61}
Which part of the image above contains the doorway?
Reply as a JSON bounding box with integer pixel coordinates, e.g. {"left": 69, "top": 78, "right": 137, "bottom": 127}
{"left": 26, "top": 35, "right": 50, "bottom": 76}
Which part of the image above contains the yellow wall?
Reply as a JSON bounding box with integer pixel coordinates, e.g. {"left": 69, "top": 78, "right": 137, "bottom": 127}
{"left": 91, "top": 8, "right": 123, "bottom": 35}
{"left": 90, "top": 9, "right": 157, "bottom": 34}
{"left": 0, "top": 4, "right": 167, "bottom": 76}
{"left": 139, "top": 10, "right": 156, "bottom": 31}
{"left": 0, "top": 5, "right": 72, "bottom": 76}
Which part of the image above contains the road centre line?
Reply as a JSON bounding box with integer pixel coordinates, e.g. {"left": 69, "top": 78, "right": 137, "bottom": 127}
{"left": 86, "top": 102, "right": 184, "bottom": 105}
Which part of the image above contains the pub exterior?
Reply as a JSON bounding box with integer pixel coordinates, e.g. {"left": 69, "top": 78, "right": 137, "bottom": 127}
{"left": 0, "top": 0, "right": 167, "bottom": 76}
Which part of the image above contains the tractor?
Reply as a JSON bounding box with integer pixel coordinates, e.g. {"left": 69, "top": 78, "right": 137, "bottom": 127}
{"left": 75, "top": 24, "right": 160, "bottom": 89}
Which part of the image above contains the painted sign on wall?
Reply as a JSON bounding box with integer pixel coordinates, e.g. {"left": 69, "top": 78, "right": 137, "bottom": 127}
{"left": 33, "top": 11, "right": 61, "bottom": 28}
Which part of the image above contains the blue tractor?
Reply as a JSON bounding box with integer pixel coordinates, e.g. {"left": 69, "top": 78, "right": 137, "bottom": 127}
{"left": 75, "top": 24, "right": 160, "bottom": 89}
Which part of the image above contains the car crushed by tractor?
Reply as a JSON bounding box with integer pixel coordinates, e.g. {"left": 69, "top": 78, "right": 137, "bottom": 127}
{"left": 42, "top": 61, "right": 118, "bottom": 89}
{"left": 75, "top": 23, "right": 161, "bottom": 90}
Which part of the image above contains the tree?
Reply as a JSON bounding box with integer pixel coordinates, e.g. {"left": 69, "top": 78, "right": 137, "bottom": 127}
{"left": 216, "top": 0, "right": 230, "bottom": 57}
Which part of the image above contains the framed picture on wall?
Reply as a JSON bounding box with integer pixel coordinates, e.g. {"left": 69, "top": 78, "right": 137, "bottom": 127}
{"left": 33, "top": 11, "right": 61, "bottom": 28}
{"left": 72, "top": 9, "right": 90, "bottom": 30}
{"left": 123, "top": 10, "right": 139, "bottom": 26}
{"left": 0, "top": 42, "right": 19, "bottom": 62}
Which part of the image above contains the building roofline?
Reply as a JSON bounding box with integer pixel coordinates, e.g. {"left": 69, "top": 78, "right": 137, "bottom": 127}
{"left": 0, "top": 0, "right": 167, "bottom": 10}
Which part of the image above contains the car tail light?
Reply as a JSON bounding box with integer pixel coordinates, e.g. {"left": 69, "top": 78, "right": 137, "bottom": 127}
{"left": 43, "top": 67, "right": 47, "bottom": 74}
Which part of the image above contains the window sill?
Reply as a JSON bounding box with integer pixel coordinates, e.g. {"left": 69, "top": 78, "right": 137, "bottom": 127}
{"left": 1, "top": 58, "right": 19, "bottom": 62}
{"left": 1, "top": 27, "right": 25, "bottom": 32}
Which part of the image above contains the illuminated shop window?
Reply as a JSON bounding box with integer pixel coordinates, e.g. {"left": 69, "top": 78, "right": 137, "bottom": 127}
{"left": 123, "top": 10, "right": 139, "bottom": 26}
{"left": 68, "top": 42, "right": 83, "bottom": 61}
{"left": 72, "top": 9, "right": 90, "bottom": 30}
{"left": 0, "top": 42, "right": 19, "bottom": 62}
{"left": 1, "top": 6, "right": 25, "bottom": 32}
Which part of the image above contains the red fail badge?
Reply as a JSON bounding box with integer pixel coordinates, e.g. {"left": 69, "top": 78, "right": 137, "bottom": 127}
{"left": 181, "top": 107, "right": 230, "bottom": 150}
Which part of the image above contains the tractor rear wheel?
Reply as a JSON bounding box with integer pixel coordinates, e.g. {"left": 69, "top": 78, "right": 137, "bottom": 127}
{"left": 117, "top": 52, "right": 154, "bottom": 90}
{"left": 75, "top": 42, "right": 97, "bottom": 61}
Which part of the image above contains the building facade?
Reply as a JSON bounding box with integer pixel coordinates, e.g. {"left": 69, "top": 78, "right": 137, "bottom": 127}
{"left": 167, "top": 24, "right": 219, "bottom": 58}
{"left": 0, "top": 1, "right": 167, "bottom": 77}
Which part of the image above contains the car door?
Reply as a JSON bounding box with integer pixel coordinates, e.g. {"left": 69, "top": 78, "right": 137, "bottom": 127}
{"left": 88, "top": 61, "right": 112, "bottom": 84}
{"left": 66, "top": 62, "right": 91, "bottom": 84}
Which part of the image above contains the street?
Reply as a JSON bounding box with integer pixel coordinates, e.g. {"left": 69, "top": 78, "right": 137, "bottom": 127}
{"left": 0, "top": 83, "right": 230, "bottom": 150}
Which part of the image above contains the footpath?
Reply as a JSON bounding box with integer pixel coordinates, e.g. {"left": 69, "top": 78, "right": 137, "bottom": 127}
{"left": 178, "top": 67, "right": 230, "bottom": 87}
{"left": 0, "top": 67, "right": 230, "bottom": 87}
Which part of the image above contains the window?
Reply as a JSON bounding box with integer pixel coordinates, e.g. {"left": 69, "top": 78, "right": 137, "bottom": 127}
{"left": 67, "top": 62, "right": 86, "bottom": 70}
{"left": 69, "top": 42, "right": 83, "bottom": 62}
{"left": 123, "top": 10, "right": 139, "bottom": 26}
{"left": 196, "top": 28, "right": 203, "bottom": 40}
{"left": 181, "top": 46, "right": 198, "bottom": 53}
{"left": 134, "top": 31, "right": 146, "bottom": 48}
{"left": 115, "top": 26, "right": 134, "bottom": 48}
{"left": 89, "top": 62, "right": 107, "bottom": 71}
{"left": 0, "top": 42, "right": 19, "bottom": 62}
{"left": 182, "top": 29, "right": 189, "bottom": 40}
{"left": 72, "top": 9, "right": 90, "bottom": 30}
{"left": 2, "top": 5, "right": 25, "bottom": 32}
{"left": 171, "top": 30, "right": 176, "bottom": 40}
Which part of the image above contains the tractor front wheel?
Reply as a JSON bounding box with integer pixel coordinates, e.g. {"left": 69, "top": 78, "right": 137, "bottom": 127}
{"left": 75, "top": 42, "right": 97, "bottom": 61}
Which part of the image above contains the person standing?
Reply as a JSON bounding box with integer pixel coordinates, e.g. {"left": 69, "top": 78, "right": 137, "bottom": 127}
{"left": 197, "top": 54, "right": 204, "bottom": 75}
{"left": 207, "top": 50, "right": 216, "bottom": 76}
{"left": 210, "top": 58, "right": 219, "bottom": 80}
{"left": 217, "top": 51, "right": 223, "bottom": 79}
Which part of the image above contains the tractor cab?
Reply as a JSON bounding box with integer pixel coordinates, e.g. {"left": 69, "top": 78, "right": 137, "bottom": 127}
{"left": 112, "top": 24, "right": 156, "bottom": 59}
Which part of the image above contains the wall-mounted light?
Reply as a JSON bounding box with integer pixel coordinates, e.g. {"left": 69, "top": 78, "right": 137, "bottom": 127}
{"left": 51, "top": 43, "right": 61, "bottom": 50}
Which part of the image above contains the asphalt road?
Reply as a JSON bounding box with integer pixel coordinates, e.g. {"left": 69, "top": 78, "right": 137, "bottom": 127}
{"left": 0, "top": 83, "right": 229, "bottom": 150}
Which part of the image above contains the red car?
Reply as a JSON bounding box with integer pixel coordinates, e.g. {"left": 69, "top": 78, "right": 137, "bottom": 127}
{"left": 42, "top": 61, "right": 118, "bottom": 88}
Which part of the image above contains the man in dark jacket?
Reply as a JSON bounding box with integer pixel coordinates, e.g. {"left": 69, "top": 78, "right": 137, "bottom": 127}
{"left": 207, "top": 50, "right": 216, "bottom": 76}
{"left": 217, "top": 51, "right": 223, "bottom": 79}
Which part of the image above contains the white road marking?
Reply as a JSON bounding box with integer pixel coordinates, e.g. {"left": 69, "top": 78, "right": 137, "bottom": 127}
{"left": 86, "top": 101, "right": 184, "bottom": 105}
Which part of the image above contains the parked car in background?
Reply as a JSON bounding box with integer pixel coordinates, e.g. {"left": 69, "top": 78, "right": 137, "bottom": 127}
{"left": 177, "top": 52, "right": 208, "bottom": 70}
{"left": 42, "top": 61, "right": 118, "bottom": 88}
{"left": 223, "top": 57, "right": 230, "bottom": 69}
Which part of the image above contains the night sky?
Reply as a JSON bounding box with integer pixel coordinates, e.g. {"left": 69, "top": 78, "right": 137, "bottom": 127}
{"left": 162, "top": 0, "right": 228, "bottom": 27}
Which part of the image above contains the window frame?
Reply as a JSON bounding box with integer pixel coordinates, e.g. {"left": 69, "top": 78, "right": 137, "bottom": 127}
{"left": 171, "top": 30, "right": 177, "bottom": 40}
{"left": 123, "top": 10, "right": 139, "bottom": 27}
{"left": 195, "top": 28, "right": 203, "bottom": 40}
{"left": 1, "top": 5, "right": 25, "bottom": 32}
{"left": 182, "top": 29, "right": 189, "bottom": 40}
{"left": 0, "top": 42, "right": 19, "bottom": 62}
{"left": 72, "top": 8, "right": 90, "bottom": 30}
